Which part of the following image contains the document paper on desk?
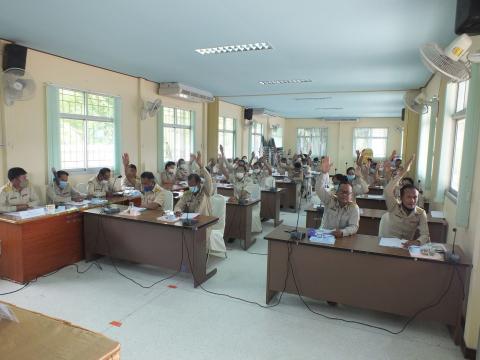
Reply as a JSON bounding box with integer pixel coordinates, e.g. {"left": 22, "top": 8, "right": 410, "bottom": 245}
{"left": 65, "top": 200, "right": 91, "bottom": 206}
{"left": 180, "top": 213, "right": 199, "bottom": 219}
{"left": 0, "top": 304, "right": 19, "bottom": 323}
{"left": 309, "top": 235, "right": 336, "bottom": 245}
{"left": 9, "top": 208, "right": 46, "bottom": 219}
{"left": 379, "top": 237, "right": 405, "bottom": 248}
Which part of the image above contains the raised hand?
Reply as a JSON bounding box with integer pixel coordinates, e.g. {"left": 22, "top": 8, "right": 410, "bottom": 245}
{"left": 122, "top": 153, "right": 130, "bottom": 167}
{"left": 196, "top": 151, "right": 203, "bottom": 167}
{"left": 321, "top": 156, "right": 333, "bottom": 174}
{"left": 354, "top": 164, "right": 362, "bottom": 177}
{"left": 219, "top": 145, "right": 224, "bottom": 156}
{"left": 403, "top": 154, "right": 415, "bottom": 174}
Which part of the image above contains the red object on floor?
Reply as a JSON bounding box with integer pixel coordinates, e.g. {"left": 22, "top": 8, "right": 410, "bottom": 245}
{"left": 168, "top": 285, "right": 177, "bottom": 289}
{"left": 110, "top": 321, "right": 122, "bottom": 327}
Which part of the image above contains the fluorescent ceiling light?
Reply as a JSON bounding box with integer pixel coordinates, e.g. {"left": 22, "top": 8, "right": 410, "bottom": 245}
{"left": 259, "top": 79, "right": 312, "bottom": 85}
{"left": 315, "top": 107, "right": 343, "bottom": 110}
{"left": 195, "top": 42, "right": 273, "bottom": 55}
{"left": 294, "top": 97, "right": 332, "bottom": 101}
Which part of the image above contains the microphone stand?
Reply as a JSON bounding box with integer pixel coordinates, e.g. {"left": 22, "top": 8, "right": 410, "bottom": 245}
{"left": 446, "top": 228, "right": 460, "bottom": 263}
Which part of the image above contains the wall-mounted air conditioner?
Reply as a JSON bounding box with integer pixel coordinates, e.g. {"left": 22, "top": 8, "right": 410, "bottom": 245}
{"left": 158, "top": 82, "right": 215, "bottom": 103}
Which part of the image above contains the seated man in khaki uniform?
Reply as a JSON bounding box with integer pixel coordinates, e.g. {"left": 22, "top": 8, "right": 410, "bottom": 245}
{"left": 140, "top": 172, "right": 167, "bottom": 210}
{"left": 219, "top": 145, "right": 253, "bottom": 202}
{"left": 121, "top": 153, "right": 141, "bottom": 190}
{"left": 346, "top": 166, "right": 369, "bottom": 197}
{"left": 0, "top": 167, "right": 40, "bottom": 213}
{"left": 174, "top": 152, "right": 213, "bottom": 216}
{"left": 87, "top": 168, "right": 114, "bottom": 198}
{"left": 316, "top": 157, "right": 360, "bottom": 237}
{"left": 47, "top": 170, "right": 83, "bottom": 205}
{"left": 160, "top": 162, "right": 176, "bottom": 190}
{"left": 384, "top": 154, "right": 429, "bottom": 247}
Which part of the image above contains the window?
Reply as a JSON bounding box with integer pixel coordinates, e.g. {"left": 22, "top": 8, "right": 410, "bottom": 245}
{"left": 250, "top": 122, "right": 264, "bottom": 155}
{"left": 449, "top": 80, "right": 469, "bottom": 195}
{"left": 416, "top": 109, "right": 431, "bottom": 182}
{"left": 58, "top": 88, "right": 116, "bottom": 170}
{"left": 271, "top": 126, "right": 283, "bottom": 148}
{"left": 353, "top": 128, "right": 388, "bottom": 159}
{"left": 450, "top": 119, "right": 465, "bottom": 194}
{"left": 163, "top": 107, "right": 193, "bottom": 162}
{"left": 296, "top": 128, "right": 328, "bottom": 156}
{"left": 218, "top": 117, "right": 236, "bottom": 159}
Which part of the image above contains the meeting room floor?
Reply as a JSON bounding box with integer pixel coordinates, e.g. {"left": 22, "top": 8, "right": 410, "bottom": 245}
{"left": 0, "top": 202, "right": 463, "bottom": 360}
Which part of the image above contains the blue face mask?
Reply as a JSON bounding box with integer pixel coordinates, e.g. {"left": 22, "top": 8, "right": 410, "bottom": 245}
{"left": 143, "top": 185, "right": 154, "bottom": 192}
{"left": 58, "top": 180, "right": 68, "bottom": 189}
{"left": 190, "top": 186, "right": 199, "bottom": 193}
{"left": 347, "top": 174, "right": 355, "bottom": 182}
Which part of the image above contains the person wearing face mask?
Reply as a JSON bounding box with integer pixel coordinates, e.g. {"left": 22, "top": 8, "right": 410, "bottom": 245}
{"left": 331, "top": 174, "right": 348, "bottom": 193}
{"left": 345, "top": 166, "right": 369, "bottom": 197}
{"left": 383, "top": 154, "right": 429, "bottom": 247}
{"left": 219, "top": 159, "right": 252, "bottom": 202}
{"left": 121, "top": 153, "right": 141, "bottom": 190}
{"left": 316, "top": 157, "right": 360, "bottom": 237}
{"left": 47, "top": 170, "right": 83, "bottom": 205}
{"left": 160, "top": 161, "right": 176, "bottom": 190}
{"left": 140, "top": 171, "right": 167, "bottom": 210}
{"left": 174, "top": 151, "right": 213, "bottom": 216}
{"left": 175, "top": 158, "right": 190, "bottom": 182}
{"left": 87, "top": 168, "right": 113, "bottom": 198}
{"left": 291, "top": 161, "right": 304, "bottom": 207}
{"left": 0, "top": 167, "right": 40, "bottom": 213}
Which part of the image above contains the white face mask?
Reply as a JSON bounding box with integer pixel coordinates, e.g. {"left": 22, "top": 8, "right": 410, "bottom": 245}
{"left": 236, "top": 172, "right": 245, "bottom": 180}
{"left": 254, "top": 169, "right": 261, "bottom": 174}
{"left": 101, "top": 180, "right": 109, "bottom": 185}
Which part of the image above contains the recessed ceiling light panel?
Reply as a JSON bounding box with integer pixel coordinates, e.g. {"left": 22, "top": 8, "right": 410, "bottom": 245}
{"left": 195, "top": 42, "right": 273, "bottom": 55}
{"left": 259, "top": 79, "right": 312, "bottom": 85}
{"left": 315, "top": 107, "right": 343, "bottom": 110}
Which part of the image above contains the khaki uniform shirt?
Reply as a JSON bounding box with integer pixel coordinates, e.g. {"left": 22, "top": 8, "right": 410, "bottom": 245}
{"left": 174, "top": 167, "right": 213, "bottom": 216}
{"left": 351, "top": 176, "right": 369, "bottom": 197}
{"left": 87, "top": 177, "right": 113, "bottom": 197}
{"left": 176, "top": 167, "right": 189, "bottom": 182}
{"left": 141, "top": 183, "right": 166, "bottom": 209}
{"left": 121, "top": 176, "right": 141, "bottom": 190}
{"left": 384, "top": 176, "right": 430, "bottom": 244}
{"left": 160, "top": 171, "right": 176, "bottom": 188}
{"left": 0, "top": 182, "right": 40, "bottom": 213}
{"left": 47, "top": 182, "right": 80, "bottom": 204}
{"left": 316, "top": 174, "right": 360, "bottom": 236}
{"left": 229, "top": 174, "right": 253, "bottom": 201}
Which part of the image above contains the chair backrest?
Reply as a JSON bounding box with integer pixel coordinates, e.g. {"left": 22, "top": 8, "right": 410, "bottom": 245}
{"left": 246, "top": 183, "right": 261, "bottom": 201}
{"left": 163, "top": 190, "right": 174, "bottom": 211}
{"left": 378, "top": 212, "right": 391, "bottom": 237}
{"left": 75, "top": 183, "right": 88, "bottom": 194}
{"left": 210, "top": 194, "right": 226, "bottom": 231}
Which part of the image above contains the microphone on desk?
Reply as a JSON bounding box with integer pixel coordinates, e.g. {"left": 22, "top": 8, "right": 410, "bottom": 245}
{"left": 445, "top": 228, "right": 460, "bottom": 264}
{"left": 181, "top": 201, "right": 197, "bottom": 227}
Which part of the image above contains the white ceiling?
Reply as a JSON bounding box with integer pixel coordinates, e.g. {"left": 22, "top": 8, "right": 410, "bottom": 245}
{"left": 0, "top": 0, "right": 457, "bottom": 118}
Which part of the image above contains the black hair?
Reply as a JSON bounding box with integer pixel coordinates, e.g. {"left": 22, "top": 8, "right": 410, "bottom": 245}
{"left": 346, "top": 167, "right": 355, "bottom": 174}
{"left": 127, "top": 164, "right": 137, "bottom": 170}
{"left": 333, "top": 174, "right": 348, "bottom": 182}
{"left": 337, "top": 181, "right": 353, "bottom": 192}
{"left": 187, "top": 173, "right": 201, "bottom": 184}
{"left": 236, "top": 164, "right": 247, "bottom": 173}
{"left": 313, "top": 157, "right": 319, "bottom": 162}
{"left": 281, "top": 157, "right": 287, "bottom": 162}
{"left": 238, "top": 160, "right": 246, "bottom": 166}
{"left": 294, "top": 162, "right": 301, "bottom": 169}
{"left": 56, "top": 170, "right": 69, "bottom": 178}
{"left": 7, "top": 167, "right": 27, "bottom": 181}
{"left": 98, "top": 168, "right": 111, "bottom": 177}
{"left": 140, "top": 171, "right": 155, "bottom": 180}
{"left": 177, "top": 158, "right": 185, "bottom": 166}
{"left": 165, "top": 161, "right": 175, "bottom": 170}
{"left": 400, "top": 184, "right": 418, "bottom": 198}
{"left": 402, "top": 177, "right": 414, "bottom": 186}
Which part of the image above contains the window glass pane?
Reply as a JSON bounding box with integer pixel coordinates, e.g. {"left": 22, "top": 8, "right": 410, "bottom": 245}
{"left": 218, "top": 117, "right": 224, "bottom": 130}
{"left": 176, "top": 128, "right": 191, "bottom": 160}
{"left": 176, "top": 109, "right": 191, "bottom": 126}
{"left": 456, "top": 81, "right": 467, "bottom": 113}
{"left": 353, "top": 127, "right": 388, "bottom": 158}
{"left": 225, "top": 117, "right": 234, "bottom": 131}
{"left": 297, "top": 128, "right": 327, "bottom": 156}
{"left": 372, "top": 128, "right": 388, "bottom": 137}
{"left": 60, "top": 118, "right": 85, "bottom": 169}
{"left": 163, "top": 127, "right": 175, "bottom": 161}
{"left": 354, "top": 128, "right": 370, "bottom": 137}
{"left": 223, "top": 132, "right": 234, "bottom": 159}
{"left": 164, "top": 107, "right": 175, "bottom": 124}
{"left": 371, "top": 139, "right": 387, "bottom": 158}
{"left": 272, "top": 127, "right": 283, "bottom": 148}
{"left": 59, "top": 89, "right": 84, "bottom": 115}
{"left": 450, "top": 119, "right": 465, "bottom": 192}
{"left": 87, "top": 94, "right": 114, "bottom": 118}
{"left": 86, "top": 121, "right": 114, "bottom": 168}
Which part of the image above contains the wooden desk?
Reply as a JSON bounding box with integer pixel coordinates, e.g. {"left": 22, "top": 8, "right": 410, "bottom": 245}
{"left": 0, "top": 196, "right": 139, "bottom": 284}
{"left": 355, "top": 194, "right": 430, "bottom": 212}
{"left": 275, "top": 180, "right": 297, "bottom": 211}
{"left": 216, "top": 184, "right": 284, "bottom": 227}
{"left": 368, "top": 185, "right": 384, "bottom": 195}
{"left": 83, "top": 206, "right": 218, "bottom": 287}
{"left": 304, "top": 206, "right": 448, "bottom": 243}
{"left": 260, "top": 189, "right": 285, "bottom": 226}
{"left": 224, "top": 199, "right": 260, "bottom": 250}
{"left": 265, "top": 225, "right": 470, "bottom": 342}
{"left": 0, "top": 301, "right": 120, "bottom": 360}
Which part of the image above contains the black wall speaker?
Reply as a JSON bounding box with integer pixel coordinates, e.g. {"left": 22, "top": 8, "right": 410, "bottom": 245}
{"left": 401, "top": 108, "right": 406, "bottom": 121}
{"left": 2, "top": 44, "right": 28, "bottom": 71}
{"left": 244, "top": 108, "right": 253, "bottom": 120}
{"left": 456, "top": 0, "right": 480, "bottom": 35}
